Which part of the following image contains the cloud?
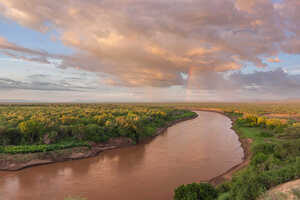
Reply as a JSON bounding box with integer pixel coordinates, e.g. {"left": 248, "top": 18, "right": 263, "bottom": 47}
{"left": 0, "top": 74, "right": 95, "bottom": 91}
{"left": 230, "top": 68, "right": 300, "bottom": 97}
{"left": 184, "top": 68, "right": 300, "bottom": 100}
{"left": 0, "top": 37, "right": 54, "bottom": 64}
{"left": 267, "top": 57, "right": 280, "bottom": 63}
{"left": 0, "top": 0, "right": 299, "bottom": 88}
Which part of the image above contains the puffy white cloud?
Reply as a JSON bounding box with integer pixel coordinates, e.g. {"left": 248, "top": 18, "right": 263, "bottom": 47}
{"left": 0, "top": 0, "right": 299, "bottom": 90}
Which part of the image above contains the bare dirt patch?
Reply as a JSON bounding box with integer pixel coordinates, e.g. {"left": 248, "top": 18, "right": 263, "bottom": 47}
{"left": 260, "top": 179, "right": 300, "bottom": 200}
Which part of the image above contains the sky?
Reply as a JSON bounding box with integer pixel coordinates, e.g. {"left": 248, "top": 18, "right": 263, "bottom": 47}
{"left": 0, "top": 0, "right": 300, "bottom": 102}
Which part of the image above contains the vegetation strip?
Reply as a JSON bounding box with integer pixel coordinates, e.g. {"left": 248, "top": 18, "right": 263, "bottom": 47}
{"left": 0, "top": 142, "right": 91, "bottom": 154}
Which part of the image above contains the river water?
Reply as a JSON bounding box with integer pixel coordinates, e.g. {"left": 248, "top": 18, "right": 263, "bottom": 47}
{"left": 0, "top": 111, "right": 244, "bottom": 200}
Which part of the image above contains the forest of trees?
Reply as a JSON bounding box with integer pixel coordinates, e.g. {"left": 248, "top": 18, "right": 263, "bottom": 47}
{"left": 0, "top": 104, "right": 196, "bottom": 154}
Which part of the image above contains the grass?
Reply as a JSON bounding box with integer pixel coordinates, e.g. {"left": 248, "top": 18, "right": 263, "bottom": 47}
{"left": 234, "top": 126, "right": 280, "bottom": 147}
{"left": 0, "top": 141, "right": 90, "bottom": 154}
{"left": 237, "top": 126, "right": 265, "bottom": 141}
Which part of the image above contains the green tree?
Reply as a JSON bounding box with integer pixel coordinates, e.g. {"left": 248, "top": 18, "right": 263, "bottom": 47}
{"left": 18, "top": 120, "right": 43, "bottom": 144}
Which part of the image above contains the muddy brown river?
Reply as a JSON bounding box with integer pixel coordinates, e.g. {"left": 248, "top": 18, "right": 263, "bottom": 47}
{"left": 0, "top": 111, "right": 244, "bottom": 200}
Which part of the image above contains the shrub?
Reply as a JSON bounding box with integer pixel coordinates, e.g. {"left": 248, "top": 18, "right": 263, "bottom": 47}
{"left": 18, "top": 119, "right": 44, "bottom": 144}
{"left": 216, "top": 181, "right": 231, "bottom": 194}
{"left": 273, "top": 141, "right": 300, "bottom": 159}
{"left": 262, "top": 164, "right": 297, "bottom": 187}
{"left": 252, "top": 143, "right": 275, "bottom": 155}
{"left": 260, "top": 131, "right": 273, "bottom": 137}
{"left": 217, "top": 193, "right": 230, "bottom": 200}
{"left": 242, "top": 114, "right": 258, "bottom": 127}
{"left": 257, "top": 117, "right": 267, "bottom": 127}
{"left": 84, "top": 124, "right": 106, "bottom": 142}
{"left": 280, "top": 126, "right": 300, "bottom": 139}
{"left": 251, "top": 152, "right": 268, "bottom": 167}
{"left": 174, "top": 183, "right": 218, "bottom": 200}
{"left": 230, "top": 169, "right": 267, "bottom": 200}
{"left": 265, "top": 118, "right": 287, "bottom": 130}
{"left": 0, "top": 127, "right": 22, "bottom": 145}
{"left": 263, "top": 155, "right": 281, "bottom": 171}
{"left": 296, "top": 157, "right": 300, "bottom": 176}
{"left": 71, "top": 124, "right": 85, "bottom": 140}
{"left": 43, "top": 130, "right": 59, "bottom": 144}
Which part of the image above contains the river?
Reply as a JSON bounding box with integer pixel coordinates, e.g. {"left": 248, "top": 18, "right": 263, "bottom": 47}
{"left": 0, "top": 111, "right": 244, "bottom": 200}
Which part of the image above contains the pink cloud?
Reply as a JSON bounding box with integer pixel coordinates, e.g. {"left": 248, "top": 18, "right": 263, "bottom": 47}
{"left": 0, "top": 0, "right": 299, "bottom": 88}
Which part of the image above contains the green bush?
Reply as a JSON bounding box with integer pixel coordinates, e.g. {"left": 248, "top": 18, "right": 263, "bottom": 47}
{"left": 296, "top": 157, "right": 300, "bottom": 175}
{"left": 263, "top": 155, "right": 281, "bottom": 170}
{"left": 174, "top": 183, "right": 218, "bottom": 200}
{"left": 18, "top": 119, "right": 44, "bottom": 144}
{"left": 230, "top": 169, "right": 267, "bottom": 200}
{"left": 217, "top": 193, "right": 230, "bottom": 200}
{"left": 84, "top": 124, "right": 106, "bottom": 142}
{"left": 251, "top": 152, "right": 268, "bottom": 167}
{"left": 216, "top": 181, "right": 231, "bottom": 194}
{"left": 252, "top": 143, "right": 275, "bottom": 155}
{"left": 0, "top": 128, "right": 22, "bottom": 145}
{"left": 260, "top": 131, "right": 273, "bottom": 137}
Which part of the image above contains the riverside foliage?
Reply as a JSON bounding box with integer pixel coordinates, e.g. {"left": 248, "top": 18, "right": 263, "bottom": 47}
{"left": 0, "top": 104, "right": 196, "bottom": 154}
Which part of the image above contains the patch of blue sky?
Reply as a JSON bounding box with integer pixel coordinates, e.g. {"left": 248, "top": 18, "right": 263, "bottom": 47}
{"left": 279, "top": 54, "right": 300, "bottom": 74}
{"left": 0, "top": 17, "right": 73, "bottom": 55}
{"left": 0, "top": 58, "right": 97, "bottom": 82}
{"left": 272, "top": 0, "right": 283, "bottom": 3}
{"left": 240, "top": 53, "right": 300, "bottom": 74}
